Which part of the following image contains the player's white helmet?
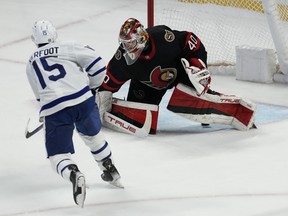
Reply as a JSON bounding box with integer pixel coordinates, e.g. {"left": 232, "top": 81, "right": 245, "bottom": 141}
{"left": 31, "top": 20, "right": 57, "bottom": 46}
{"left": 118, "top": 18, "right": 149, "bottom": 65}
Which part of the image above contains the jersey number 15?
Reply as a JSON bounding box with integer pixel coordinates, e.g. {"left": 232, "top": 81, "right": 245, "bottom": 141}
{"left": 32, "top": 57, "right": 66, "bottom": 89}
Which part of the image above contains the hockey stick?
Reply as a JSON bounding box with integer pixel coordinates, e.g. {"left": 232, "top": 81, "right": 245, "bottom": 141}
{"left": 25, "top": 109, "right": 152, "bottom": 139}
{"left": 25, "top": 118, "right": 43, "bottom": 139}
{"left": 103, "top": 110, "right": 152, "bottom": 138}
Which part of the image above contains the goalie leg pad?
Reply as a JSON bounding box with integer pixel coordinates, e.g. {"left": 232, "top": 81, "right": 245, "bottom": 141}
{"left": 167, "top": 83, "right": 256, "bottom": 130}
{"left": 109, "top": 98, "right": 159, "bottom": 134}
{"left": 95, "top": 91, "right": 113, "bottom": 122}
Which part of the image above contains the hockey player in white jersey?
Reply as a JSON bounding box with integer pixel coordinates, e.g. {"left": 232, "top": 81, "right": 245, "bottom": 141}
{"left": 26, "top": 20, "right": 123, "bottom": 207}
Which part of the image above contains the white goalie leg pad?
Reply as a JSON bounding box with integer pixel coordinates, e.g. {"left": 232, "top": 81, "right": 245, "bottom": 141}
{"left": 78, "top": 131, "right": 112, "bottom": 162}
{"left": 104, "top": 110, "right": 152, "bottom": 138}
{"left": 202, "top": 89, "right": 256, "bottom": 130}
{"left": 95, "top": 91, "right": 113, "bottom": 122}
{"left": 231, "top": 98, "right": 256, "bottom": 130}
{"left": 167, "top": 83, "right": 256, "bottom": 130}
{"left": 49, "top": 153, "right": 76, "bottom": 181}
{"left": 104, "top": 98, "right": 159, "bottom": 135}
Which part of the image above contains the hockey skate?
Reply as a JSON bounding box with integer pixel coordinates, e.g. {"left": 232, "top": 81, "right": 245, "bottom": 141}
{"left": 69, "top": 165, "right": 86, "bottom": 208}
{"left": 101, "top": 158, "right": 124, "bottom": 188}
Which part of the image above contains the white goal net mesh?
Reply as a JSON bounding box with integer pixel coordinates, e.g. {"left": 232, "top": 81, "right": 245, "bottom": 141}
{"left": 155, "top": 0, "right": 288, "bottom": 72}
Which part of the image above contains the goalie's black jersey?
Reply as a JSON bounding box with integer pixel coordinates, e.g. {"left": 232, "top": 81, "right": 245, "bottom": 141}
{"left": 99, "top": 25, "right": 207, "bottom": 93}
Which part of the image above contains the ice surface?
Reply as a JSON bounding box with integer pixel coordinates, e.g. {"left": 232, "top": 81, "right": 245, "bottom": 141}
{"left": 0, "top": 0, "right": 288, "bottom": 215}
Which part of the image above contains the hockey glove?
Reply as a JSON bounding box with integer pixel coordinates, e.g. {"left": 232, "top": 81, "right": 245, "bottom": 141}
{"left": 181, "top": 58, "right": 211, "bottom": 96}
{"left": 95, "top": 91, "right": 112, "bottom": 122}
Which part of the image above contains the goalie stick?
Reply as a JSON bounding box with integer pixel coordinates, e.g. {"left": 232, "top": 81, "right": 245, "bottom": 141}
{"left": 25, "top": 118, "right": 43, "bottom": 139}
{"left": 103, "top": 110, "right": 152, "bottom": 138}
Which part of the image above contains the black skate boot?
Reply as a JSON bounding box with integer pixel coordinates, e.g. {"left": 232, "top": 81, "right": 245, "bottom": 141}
{"left": 101, "top": 159, "right": 124, "bottom": 188}
{"left": 69, "top": 165, "right": 86, "bottom": 207}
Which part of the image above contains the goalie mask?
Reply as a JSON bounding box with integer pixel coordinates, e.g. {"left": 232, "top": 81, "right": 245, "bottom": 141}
{"left": 31, "top": 20, "right": 57, "bottom": 47}
{"left": 118, "top": 18, "right": 149, "bottom": 65}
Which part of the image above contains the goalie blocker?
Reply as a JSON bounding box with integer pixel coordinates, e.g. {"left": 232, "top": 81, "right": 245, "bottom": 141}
{"left": 108, "top": 98, "right": 159, "bottom": 134}
{"left": 167, "top": 83, "right": 256, "bottom": 130}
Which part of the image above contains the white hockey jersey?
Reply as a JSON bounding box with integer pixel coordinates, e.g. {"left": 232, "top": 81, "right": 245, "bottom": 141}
{"left": 26, "top": 41, "right": 106, "bottom": 117}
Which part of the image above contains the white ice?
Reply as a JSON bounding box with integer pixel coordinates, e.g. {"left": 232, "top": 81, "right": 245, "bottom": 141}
{"left": 0, "top": 0, "right": 288, "bottom": 215}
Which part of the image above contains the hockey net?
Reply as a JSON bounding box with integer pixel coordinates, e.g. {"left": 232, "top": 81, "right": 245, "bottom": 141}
{"left": 154, "top": 0, "right": 288, "bottom": 79}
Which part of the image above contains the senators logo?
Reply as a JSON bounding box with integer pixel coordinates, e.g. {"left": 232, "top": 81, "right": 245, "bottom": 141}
{"left": 142, "top": 66, "right": 177, "bottom": 90}
{"left": 164, "top": 30, "right": 175, "bottom": 42}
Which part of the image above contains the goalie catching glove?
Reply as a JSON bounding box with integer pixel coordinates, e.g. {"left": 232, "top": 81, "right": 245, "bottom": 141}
{"left": 181, "top": 58, "right": 211, "bottom": 96}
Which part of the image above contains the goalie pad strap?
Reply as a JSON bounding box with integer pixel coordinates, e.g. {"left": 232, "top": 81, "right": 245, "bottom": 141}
{"left": 167, "top": 84, "right": 256, "bottom": 130}
{"left": 109, "top": 98, "right": 159, "bottom": 134}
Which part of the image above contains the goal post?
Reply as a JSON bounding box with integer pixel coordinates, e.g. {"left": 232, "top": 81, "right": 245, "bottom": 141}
{"left": 147, "top": 0, "right": 154, "bottom": 27}
{"left": 148, "top": 0, "right": 288, "bottom": 83}
{"left": 262, "top": 0, "right": 288, "bottom": 77}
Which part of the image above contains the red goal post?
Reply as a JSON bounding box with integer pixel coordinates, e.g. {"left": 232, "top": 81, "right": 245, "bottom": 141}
{"left": 147, "top": 0, "right": 154, "bottom": 27}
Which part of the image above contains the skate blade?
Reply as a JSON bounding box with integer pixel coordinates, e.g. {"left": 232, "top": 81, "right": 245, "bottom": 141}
{"left": 76, "top": 176, "right": 86, "bottom": 208}
{"left": 110, "top": 179, "right": 124, "bottom": 189}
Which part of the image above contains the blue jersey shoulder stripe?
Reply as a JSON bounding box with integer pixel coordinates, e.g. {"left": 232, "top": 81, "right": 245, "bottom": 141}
{"left": 86, "top": 57, "right": 101, "bottom": 72}
{"left": 88, "top": 66, "right": 106, "bottom": 77}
